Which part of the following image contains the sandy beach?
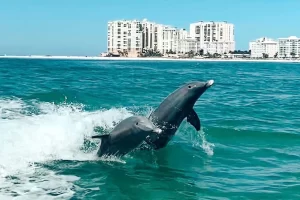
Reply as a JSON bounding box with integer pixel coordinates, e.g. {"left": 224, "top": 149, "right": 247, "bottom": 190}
{"left": 0, "top": 55, "right": 300, "bottom": 63}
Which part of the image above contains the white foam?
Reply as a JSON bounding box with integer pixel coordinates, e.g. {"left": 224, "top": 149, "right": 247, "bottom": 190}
{"left": 199, "top": 130, "right": 215, "bottom": 156}
{"left": 190, "top": 127, "right": 215, "bottom": 156}
{"left": 0, "top": 98, "right": 133, "bottom": 198}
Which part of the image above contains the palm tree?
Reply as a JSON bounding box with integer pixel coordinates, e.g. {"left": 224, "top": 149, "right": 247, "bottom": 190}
{"left": 290, "top": 52, "right": 296, "bottom": 58}
{"left": 213, "top": 53, "right": 220, "bottom": 58}
{"left": 198, "top": 49, "right": 204, "bottom": 56}
{"left": 262, "top": 53, "right": 269, "bottom": 59}
{"left": 123, "top": 49, "right": 128, "bottom": 57}
{"left": 117, "top": 50, "right": 124, "bottom": 57}
{"left": 187, "top": 50, "right": 195, "bottom": 58}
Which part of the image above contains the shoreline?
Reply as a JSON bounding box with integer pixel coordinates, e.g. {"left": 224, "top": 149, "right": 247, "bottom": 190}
{"left": 0, "top": 55, "right": 300, "bottom": 63}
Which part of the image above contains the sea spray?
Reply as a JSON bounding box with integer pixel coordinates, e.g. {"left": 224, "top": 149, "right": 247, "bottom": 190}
{"left": 0, "top": 98, "right": 132, "bottom": 198}
{"left": 179, "top": 122, "right": 215, "bottom": 156}
{"left": 198, "top": 129, "right": 215, "bottom": 156}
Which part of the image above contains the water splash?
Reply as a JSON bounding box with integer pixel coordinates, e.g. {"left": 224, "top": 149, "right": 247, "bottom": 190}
{"left": 0, "top": 98, "right": 133, "bottom": 198}
{"left": 187, "top": 125, "right": 215, "bottom": 156}
{"left": 198, "top": 130, "right": 215, "bottom": 156}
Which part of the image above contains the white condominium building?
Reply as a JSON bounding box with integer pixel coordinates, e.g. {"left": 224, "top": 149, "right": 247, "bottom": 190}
{"left": 249, "top": 37, "right": 278, "bottom": 58}
{"left": 157, "top": 25, "right": 179, "bottom": 54}
{"left": 107, "top": 19, "right": 188, "bottom": 56}
{"left": 278, "top": 36, "right": 300, "bottom": 58}
{"left": 178, "top": 36, "right": 197, "bottom": 53}
{"left": 107, "top": 19, "right": 236, "bottom": 56}
{"left": 189, "top": 21, "right": 235, "bottom": 54}
{"left": 107, "top": 20, "right": 143, "bottom": 57}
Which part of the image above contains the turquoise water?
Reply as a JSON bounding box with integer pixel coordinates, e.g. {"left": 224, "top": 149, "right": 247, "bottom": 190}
{"left": 0, "top": 59, "right": 299, "bottom": 199}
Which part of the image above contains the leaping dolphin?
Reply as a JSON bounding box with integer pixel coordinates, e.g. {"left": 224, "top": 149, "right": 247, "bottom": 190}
{"left": 145, "top": 80, "right": 214, "bottom": 150}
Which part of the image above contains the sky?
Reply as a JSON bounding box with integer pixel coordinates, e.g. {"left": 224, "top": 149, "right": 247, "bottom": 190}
{"left": 0, "top": 0, "right": 299, "bottom": 56}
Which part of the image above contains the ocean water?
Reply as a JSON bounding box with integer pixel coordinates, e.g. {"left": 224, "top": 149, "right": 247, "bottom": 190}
{"left": 0, "top": 58, "right": 299, "bottom": 200}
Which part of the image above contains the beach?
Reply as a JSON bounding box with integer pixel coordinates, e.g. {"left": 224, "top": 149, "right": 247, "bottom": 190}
{"left": 1, "top": 55, "right": 300, "bottom": 63}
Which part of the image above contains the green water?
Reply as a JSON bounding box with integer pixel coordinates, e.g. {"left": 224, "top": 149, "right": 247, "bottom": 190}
{"left": 0, "top": 59, "right": 299, "bottom": 199}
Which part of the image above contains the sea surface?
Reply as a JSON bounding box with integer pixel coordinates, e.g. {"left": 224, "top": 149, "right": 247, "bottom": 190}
{"left": 0, "top": 58, "right": 299, "bottom": 200}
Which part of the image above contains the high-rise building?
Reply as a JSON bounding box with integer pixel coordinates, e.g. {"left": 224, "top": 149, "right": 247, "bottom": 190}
{"left": 249, "top": 37, "right": 278, "bottom": 58}
{"left": 189, "top": 21, "right": 235, "bottom": 54}
{"left": 107, "top": 19, "right": 188, "bottom": 56}
{"left": 107, "top": 20, "right": 143, "bottom": 57}
{"left": 107, "top": 19, "right": 235, "bottom": 56}
{"left": 278, "top": 36, "right": 300, "bottom": 58}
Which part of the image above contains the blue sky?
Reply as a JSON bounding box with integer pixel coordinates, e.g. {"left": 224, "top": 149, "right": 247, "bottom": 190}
{"left": 0, "top": 0, "right": 299, "bottom": 56}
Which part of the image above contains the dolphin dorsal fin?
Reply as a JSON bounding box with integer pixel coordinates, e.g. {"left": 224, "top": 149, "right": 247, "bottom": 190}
{"left": 91, "top": 134, "right": 111, "bottom": 157}
{"left": 91, "top": 134, "right": 110, "bottom": 139}
{"left": 91, "top": 134, "right": 110, "bottom": 147}
{"left": 187, "top": 109, "right": 201, "bottom": 131}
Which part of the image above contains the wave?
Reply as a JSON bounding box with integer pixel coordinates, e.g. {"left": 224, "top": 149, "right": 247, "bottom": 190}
{"left": 0, "top": 98, "right": 133, "bottom": 198}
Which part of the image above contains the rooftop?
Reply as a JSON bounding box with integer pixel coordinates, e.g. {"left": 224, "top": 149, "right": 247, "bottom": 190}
{"left": 278, "top": 36, "right": 299, "bottom": 40}
{"left": 190, "top": 21, "right": 233, "bottom": 25}
{"left": 250, "top": 37, "right": 278, "bottom": 43}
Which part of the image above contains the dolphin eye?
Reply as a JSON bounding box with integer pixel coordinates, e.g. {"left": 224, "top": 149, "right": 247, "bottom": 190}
{"left": 188, "top": 85, "right": 192, "bottom": 89}
{"left": 136, "top": 122, "right": 139, "bottom": 125}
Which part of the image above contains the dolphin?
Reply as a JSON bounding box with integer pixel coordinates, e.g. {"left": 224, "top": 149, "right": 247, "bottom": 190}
{"left": 92, "top": 116, "right": 162, "bottom": 157}
{"left": 144, "top": 80, "right": 214, "bottom": 150}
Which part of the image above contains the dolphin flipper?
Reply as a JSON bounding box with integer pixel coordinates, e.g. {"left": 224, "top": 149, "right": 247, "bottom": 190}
{"left": 187, "top": 109, "right": 201, "bottom": 131}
